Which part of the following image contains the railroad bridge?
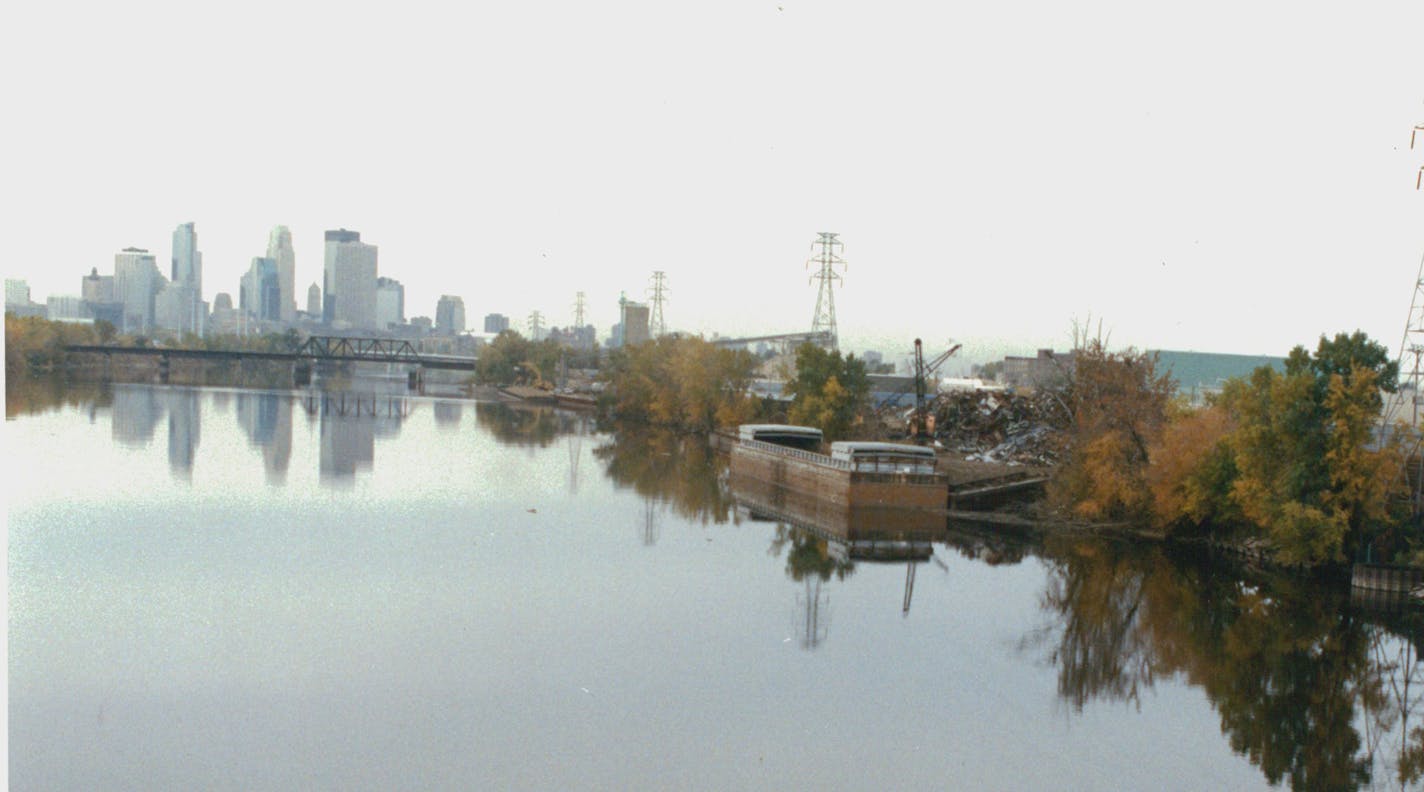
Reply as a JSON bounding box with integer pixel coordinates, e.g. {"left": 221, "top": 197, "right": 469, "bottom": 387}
{"left": 66, "top": 335, "right": 477, "bottom": 389}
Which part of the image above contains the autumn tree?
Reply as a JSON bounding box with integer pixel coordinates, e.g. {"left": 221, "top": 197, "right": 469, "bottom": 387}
{"left": 1046, "top": 339, "right": 1175, "bottom": 522}
{"left": 783, "top": 343, "right": 870, "bottom": 442}
{"left": 1146, "top": 401, "right": 1239, "bottom": 534}
{"left": 599, "top": 335, "right": 762, "bottom": 432}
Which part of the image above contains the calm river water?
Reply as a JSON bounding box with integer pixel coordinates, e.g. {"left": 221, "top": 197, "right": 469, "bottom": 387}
{"left": 9, "top": 379, "right": 1424, "bottom": 790}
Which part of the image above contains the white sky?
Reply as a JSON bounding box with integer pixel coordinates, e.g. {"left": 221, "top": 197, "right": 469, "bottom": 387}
{"left": 4, "top": 1, "right": 1423, "bottom": 370}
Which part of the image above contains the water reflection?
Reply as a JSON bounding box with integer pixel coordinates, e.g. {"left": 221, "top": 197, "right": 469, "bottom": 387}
{"left": 1024, "top": 537, "right": 1424, "bottom": 790}
{"left": 236, "top": 392, "right": 292, "bottom": 483}
{"left": 730, "top": 465, "right": 944, "bottom": 647}
{"left": 166, "top": 389, "right": 201, "bottom": 478}
{"left": 303, "top": 392, "right": 409, "bottom": 484}
{"left": 5, "top": 375, "right": 111, "bottom": 419}
{"left": 475, "top": 402, "right": 581, "bottom": 448}
{"left": 595, "top": 428, "right": 734, "bottom": 524}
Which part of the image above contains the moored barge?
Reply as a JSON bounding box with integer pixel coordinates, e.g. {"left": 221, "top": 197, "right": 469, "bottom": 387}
{"left": 730, "top": 424, "right": 948, "bottom": 510}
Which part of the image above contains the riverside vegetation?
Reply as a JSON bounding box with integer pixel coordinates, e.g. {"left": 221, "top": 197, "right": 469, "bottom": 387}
{"left": 1048, "top": 331, "right": 1413, "bottom": 567}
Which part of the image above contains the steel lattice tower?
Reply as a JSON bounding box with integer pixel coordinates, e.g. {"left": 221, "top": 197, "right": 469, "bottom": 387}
{"left": 527, "top": 310, "right": 543, "bottom": 339}
{"left": 648, "top": 271, "right": 668, "bottom": 337}
{"left": 573, "top": 291, "right": 587, "bottom": 330}
{"left": 1382, "top": 121, "right": 1424, "bottom": 513}
{"left": 807, "top": 232, "right": 845, "bottom": 351}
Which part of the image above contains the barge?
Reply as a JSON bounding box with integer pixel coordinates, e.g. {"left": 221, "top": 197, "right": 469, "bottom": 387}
{"left": 730, "top": 424, "right": 948, "bottom": 511}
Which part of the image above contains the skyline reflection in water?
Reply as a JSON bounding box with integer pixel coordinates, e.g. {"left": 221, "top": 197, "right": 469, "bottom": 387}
{"left": 9, "top": 379, "right": 1424, "bottom": 789}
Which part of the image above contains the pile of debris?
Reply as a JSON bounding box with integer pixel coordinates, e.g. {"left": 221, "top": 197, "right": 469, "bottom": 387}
{"left": 930, "top": 389, "right": 1063, "bottom": 467}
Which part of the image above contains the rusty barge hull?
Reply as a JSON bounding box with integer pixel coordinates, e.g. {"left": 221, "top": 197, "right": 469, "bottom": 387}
{"left": 729, "top": 439, "right": 947, "bottom": 511}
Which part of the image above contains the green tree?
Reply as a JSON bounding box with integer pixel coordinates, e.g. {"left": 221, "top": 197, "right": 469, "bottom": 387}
{"left": 783, "top": 343, "right": 870, "bottom": 442}
{"left": 475, "top": 330, "right": 562, "bottom": 386}
{"left": 1218, "top": 331, "right": 1406, "bottom": 565}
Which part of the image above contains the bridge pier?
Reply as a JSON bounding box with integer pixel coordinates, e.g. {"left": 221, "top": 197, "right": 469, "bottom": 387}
{"left": 407, "top": 367, "right": 424, "bottom": 393}
{"left": 293, "top": 361, "right": 312, "bottom": 387}
{"left": 158, "top": 352, "right": 170, "bottom": 384}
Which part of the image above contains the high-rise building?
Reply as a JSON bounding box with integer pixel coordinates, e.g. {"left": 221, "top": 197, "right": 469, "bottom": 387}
{"left": 114, "top": 247, "right": 163, "bottom": 333}
{"left": 267, "top": 226, "right": 297, "bottom": 322}
{"left": 81, "top": 267, "right": 115, "bottom": 303}
{"left": 241, "top": 257, "right": 281, "bottom": 322}
{"left": 155, "top": 283, "right": 204, "bottom": 335}
{"left": 483, "top": 313, "right": 510, "bottom": 334}
{"left": 306, "top": 283, "right": 321, "bottom": 317}
{"left": 322, "top": 229, "right": 377, "bottom": 329}
{"left": 6, "top": 278, "right": 31, "bottom": 307}
{"left": 376, "top": 277, "right": 404, "bottom": 329}
{"left": 620, "top": 299, "right": 650, "bottom": 347}
{"left": 171, "top": 222, "right": 201, "bottom": 294}
{"left": 436, "top": 295, "right": 466, "bottom": 335}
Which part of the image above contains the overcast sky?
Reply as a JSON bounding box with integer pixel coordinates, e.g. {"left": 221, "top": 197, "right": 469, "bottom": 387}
{"left": 4, "top": 1, "right": 1422, "bottom": 370}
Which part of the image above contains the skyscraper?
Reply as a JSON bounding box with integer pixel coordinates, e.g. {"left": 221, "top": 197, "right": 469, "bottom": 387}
{"left": 436, "top": 295, "right": 466, "bottom": 335}
{"left": 241, "top": 257, "right": 281, "bottom": 322}
{"left": 484, "top": 313, "right": 510, "bottom": 334}
{"left": 168, "top": 223, "right": 205, "bottom": 336}
{"left": 114, "top": 247, "right": 163, "bottom": 333}
{"left": 376, "top": 277, "right": 404, "bottom": 329}
{"left": 306, "top": 283, "right": 321, "bottom": 316}
{"left": 267, "top": 226, "right": 297, "bottom": 322}
{"left": 171, "top": 222, "right": 201, "bottom": 294}
{"left": 322, "top": 229, "right": 377, "bottom": 329}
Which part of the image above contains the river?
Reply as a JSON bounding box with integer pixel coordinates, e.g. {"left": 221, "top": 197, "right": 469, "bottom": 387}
{"left": 8, "top": 378, "right": 1424, "bottom": 790}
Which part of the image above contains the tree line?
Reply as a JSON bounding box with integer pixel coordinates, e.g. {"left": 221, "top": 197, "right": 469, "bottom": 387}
{"left": 1048, "top": 331, "right": 1412, "bottom": 566}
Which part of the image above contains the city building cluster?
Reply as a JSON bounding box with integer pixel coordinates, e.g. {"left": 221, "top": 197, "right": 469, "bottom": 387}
{"left": 3, "top": 222, "right": 640, "bottom": 355}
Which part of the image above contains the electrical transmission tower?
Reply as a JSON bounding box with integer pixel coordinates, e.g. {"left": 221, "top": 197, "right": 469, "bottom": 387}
{"left": 1382, "top": 120, "right": 1424, "bottom": 513}
{"left": 527, "top": 310, "right": 544, "bottom": 340}
{"left": 807, "top": 232, "right": 845, "bottom": 351}
{"left": 573, "top": 291, "right": 587, "bottom": 328}
{"left": 648, "top": 271, "right": 668, "bottom": 337}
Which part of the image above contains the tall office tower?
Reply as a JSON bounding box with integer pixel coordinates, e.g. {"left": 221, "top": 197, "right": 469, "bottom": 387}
{"left": 322, "top": 229, "right": 377, "bottom": 328}
{"left": 483, "top": 313, "right": 510, "bottom": 333}
{"left": 435, "top": 295, "right": 466, "bottom": 335}
{"left": 114, "top": 247, "right": 163, "bottom": 333}
{"left": 307, "top": 283, "right": 321, "bottom": 316}
{"left": 171, "top": 222, "right": 202, "bottom": 295}
{"left": 165, "top": 223, "right": 205, "bottom": 335}
{"left": 267, "top": 226, "right": 297, "bottom": 322}
{"left": 375, "top": 277, "right": 405, "bottom": 329}
{"left": 241, "top": 257, "right": 281, "bottom": 322}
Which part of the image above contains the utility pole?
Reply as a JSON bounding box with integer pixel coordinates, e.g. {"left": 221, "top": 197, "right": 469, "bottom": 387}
{"left": 648, "top": 271, "right": 668, "bottom": 338}
{"left": 807, "top": 232, "right": 845, "bottom": 351}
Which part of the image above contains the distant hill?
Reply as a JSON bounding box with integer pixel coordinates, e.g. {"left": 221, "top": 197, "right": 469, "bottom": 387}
{"left": 1149, "top": 350, "right": 1286, "bottom": 396}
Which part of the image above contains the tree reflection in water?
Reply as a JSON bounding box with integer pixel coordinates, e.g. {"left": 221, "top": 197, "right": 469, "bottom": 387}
{"left": 475, "top": 402, "right": 588, "bottom": 449}
{"left": 1024, "top": 536, "right": 1424, "bottom": 790}
{"left": 594, "top": 426, "right": 735, "bottom": 525}
{"left": 6, "top": 375, "right": 112, "bottom": 418}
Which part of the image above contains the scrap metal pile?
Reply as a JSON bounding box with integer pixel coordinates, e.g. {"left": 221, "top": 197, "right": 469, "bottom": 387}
{"left": 929, "top": 389, "right": 1064, "bottom": 466}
